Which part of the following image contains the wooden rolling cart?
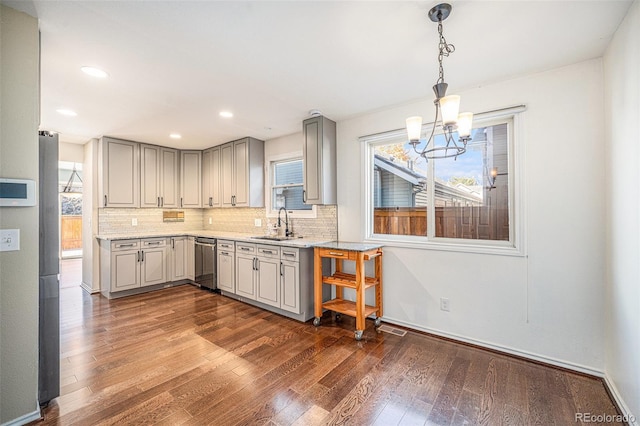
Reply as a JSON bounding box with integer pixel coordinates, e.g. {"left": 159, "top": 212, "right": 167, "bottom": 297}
{"left": 312, "top": 242, "right": 383, "bottom": 340}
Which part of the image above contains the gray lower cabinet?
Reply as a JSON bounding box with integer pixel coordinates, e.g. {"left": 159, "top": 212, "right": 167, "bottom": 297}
{"left": 187, "top": 237, "right": 195, "bottom": 281}
{"left": 235, "top": 242, "right": 257, "bottom": 300}
{"left": 280, "top": 247, "right": 300, "bottom": 314}
{"left": 255, "top": 245, "right": 281, "bottom": 308}
{"left": 100, "top": 238, "right": 168, "bottom": 298}
{"left": 217, "top": 240, "right": 235, "bottom": 292}
{"left": 169, "top": 236, "right": 188, "bottom": 281}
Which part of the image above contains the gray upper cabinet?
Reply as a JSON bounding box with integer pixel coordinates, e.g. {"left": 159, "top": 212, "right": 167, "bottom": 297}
{"left": 202, "top": 146, "right": 221, "bottom": 208}
{"left": 160, "top": 148, "right": 179, "bottom": 207}
{"left": 140, "top": 145, "right": 179, "bottom": 208}
{"left": 221, "top": 137, "right": 264, "bottom": 208}
{"left": 303, "top": 116, "right": 336, "bottom": 205}
{"left": 99, "top": 137, "right": 140, "bottom": 208}
{"left": 180, "top": 150, "right": 202, "bottom": 208}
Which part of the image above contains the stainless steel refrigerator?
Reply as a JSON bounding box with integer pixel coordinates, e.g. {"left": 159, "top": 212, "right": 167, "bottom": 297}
{"left": 38, "top": 131, "right": 59, "bottom": 405}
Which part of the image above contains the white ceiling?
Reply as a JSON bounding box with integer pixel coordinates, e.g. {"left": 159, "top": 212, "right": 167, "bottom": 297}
{"left": 4, "top": 0, "right": 633, "bottom": 149}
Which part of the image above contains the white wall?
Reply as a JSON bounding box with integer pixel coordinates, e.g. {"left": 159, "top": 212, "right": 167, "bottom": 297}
{"left": 337, "top": 59, "right": 606, "bottom": 372}
{"left": 0, "top": 5, "right": 41, "bottom": 424}
{"left": 604, "top": 0, "right": 640, "bottom": 421}
{"left": 59, "top": 141, "right": 84, "bottom": 163}
{"left": 82, "top": 139, "right": 100, "bottom": 293}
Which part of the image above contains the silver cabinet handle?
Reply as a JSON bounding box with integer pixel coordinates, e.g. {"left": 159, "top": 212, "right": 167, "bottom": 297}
{"left": 171, "top": 239, "right": 175, "bottom": 249}
{"left": 240, "top": 247, "right": 251, "bottom": 251}
{"left": 161, "top": 196, "right": 164, "bottom": 207}
{"left": 137, "top": 251, "right": 140, "bottom": 262}
{"left": 209, "top": 197, "right": 212, "bottom": 207}
{"left": 118, "top": 243, "right": 135, "bottom": 248}
{"left": 302, "top": 189, "right": 307, "bottom": 203}
{"left": 181, "top": 197, "right": 183, "bottom": 207}
{"left": 146, "top": 241, "right": 161, "bottom": 245}
{"left": 104, "top": 195, "right": 108, "bottom": 207}
{"left": 283, "top": 252, "right": 295, "bottom": 257}
{"left": 157, "top": 197, "right": 161, "bottom": 207}
{"left": 329, "top": 251, "right": 344, "bottom": 256}
{"left": 141, "top": 251, "right": 145, "bottom": 262}
{"left": 280, "top": 262, "right": 283, "bottom": 276}
{"left": 220, "top": 251, "right": 229, "bottom": 256}
{"left": 262, "top": 250, "right": 274, "bottom": 255}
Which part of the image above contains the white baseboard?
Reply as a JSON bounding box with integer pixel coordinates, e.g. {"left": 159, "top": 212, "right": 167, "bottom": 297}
{"left": 603, "top": 374, "right": 638, "bottom": 426}
{"left": 382, "top": 316, "right": 604, "bottom": 377}
{"left": 0, "top": 403, "right": 41, "bottom": 426}
{"left": 80, "top": 281, "right": 99, "bottom": 294}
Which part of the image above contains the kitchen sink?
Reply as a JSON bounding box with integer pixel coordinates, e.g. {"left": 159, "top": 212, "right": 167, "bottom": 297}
{"left": 251, "top": 236, "right": 294, "bottom": 242}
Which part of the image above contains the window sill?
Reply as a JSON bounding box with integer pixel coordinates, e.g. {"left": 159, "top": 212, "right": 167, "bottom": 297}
{"left": 364, "top": 235, "right": 525, "bottom": 257}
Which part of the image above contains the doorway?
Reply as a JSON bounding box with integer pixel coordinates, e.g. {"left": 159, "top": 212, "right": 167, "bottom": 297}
{"left": 59, "top": 161, "right": 83, "bottom": 288}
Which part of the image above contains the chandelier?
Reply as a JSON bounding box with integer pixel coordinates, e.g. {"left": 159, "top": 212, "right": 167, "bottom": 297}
{"left": 406, "top": 3, "right": 473, "bottom": 160}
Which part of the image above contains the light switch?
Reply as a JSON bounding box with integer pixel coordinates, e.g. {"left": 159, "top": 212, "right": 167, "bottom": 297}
{"left": 254, "top": 218, "right": 262, "bottom": 227}
{"left": 0, "top": 229, "right": 20, "bottom": 252}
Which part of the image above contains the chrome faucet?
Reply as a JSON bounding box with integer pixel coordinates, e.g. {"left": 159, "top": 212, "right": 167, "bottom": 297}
{"left": 277, "top": 207, "right": 292, "bottom": 237}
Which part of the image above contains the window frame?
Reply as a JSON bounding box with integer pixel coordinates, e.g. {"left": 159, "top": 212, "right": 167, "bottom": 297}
{"left": 362, "top": 105, "right": 526, "bottom": 256}
{"left": 265, "top": 152, "right": 317, "bottom": 219}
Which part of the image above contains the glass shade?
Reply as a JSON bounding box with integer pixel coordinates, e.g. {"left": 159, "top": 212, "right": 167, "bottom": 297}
{"left": 406, "top": 116, "right": 423, "bottom": 141}
{"left": 457, "top": 112, "right": 474, "bottom": 138}
{"left": 440, "top": 95, "right": 460, "bottom": 126}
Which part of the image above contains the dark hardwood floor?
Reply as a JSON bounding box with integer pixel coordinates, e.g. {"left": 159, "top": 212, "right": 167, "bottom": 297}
{"left": 34, "top": 284, "right": 622, "bottom": 425}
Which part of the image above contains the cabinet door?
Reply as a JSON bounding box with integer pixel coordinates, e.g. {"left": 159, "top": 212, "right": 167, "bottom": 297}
{"left": 233, "top": 139, "right": 249, "bottom": 206}
{"left": 111, "top": 249, "right": 140, "bottom": 291}
{"left": 180, "top": 151, "right": 202, "bottom": 208}
{"left": 217, "top": 251, "right": 235, "bottom": 292}
{"left": 303, "top": 118, "right": 321, "bottom": 204}
{"left": 210, "top": 147, "right": 221, "bottom": 207}
{"left": 102, "top": 138, "right": 139, "bottom": 207}
{"left": 221, "top": 143, "right": 234, "bottom": 207}
{"left": 256, "top": 257, "right": 280, "bottom": 308}
{"left": 235, "top": 253, "right": 256, "bottom": 300}
{"left": 202, "top": 147, "right": 221, "bottom": 208}
{"left": 140, "top": 144, "right": 160, "bottom": 207}
{"left": 202, "top": 149, "right": 212, "bottom": 207}
{"left": 187, "top": 237, "right": 195, "bottom": 281}
{"left": 281, "top": 260, "right": 300, "bottom": 314}
{"left": 141, "top": 247, "right": 167, "bottom": 287}
{"left": 161, "top": 148, "right": 179, "bottom": 207}
{"left": 170, "top": 237, "right": 187, "bottom": 281}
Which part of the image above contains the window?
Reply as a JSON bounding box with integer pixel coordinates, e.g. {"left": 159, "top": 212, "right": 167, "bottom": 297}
{"left": 363, "top": 107, "right": 524, "bottom": 255}
{"left": 267, "top": 157, "right": 315, "bottom": 217}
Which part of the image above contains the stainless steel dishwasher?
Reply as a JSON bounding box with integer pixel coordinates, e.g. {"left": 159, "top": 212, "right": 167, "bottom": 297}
{"left": 195, "top": 237, "right": 217, "bottom": 291}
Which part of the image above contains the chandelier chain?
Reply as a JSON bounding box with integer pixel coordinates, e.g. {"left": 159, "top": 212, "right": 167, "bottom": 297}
{"left": 437, "top": 21, "right": 455, "bottom": 84}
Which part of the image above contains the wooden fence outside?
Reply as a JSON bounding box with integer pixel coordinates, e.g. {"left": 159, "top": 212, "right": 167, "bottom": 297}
{"left": 374, "top": 207, "right": 509, "bottom": 241}
{"left": 61, "top": 215, "right": 82, "bottom": 250}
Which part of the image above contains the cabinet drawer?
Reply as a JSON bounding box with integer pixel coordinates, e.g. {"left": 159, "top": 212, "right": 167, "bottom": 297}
{"left": 280, "top": 247, "right": 299, "bottom": 262}
{"left": 236, "top": 242, "right": 256, "bottom": 254}
{"left": 257, "top": 245, "right": 280, "bottom": 259}
{"left": 316, "top": 247, "right": 356, "bottom": 261}
{"left": 218, "top": 240, "right": 235, "bottom": 251}
{"left": 111, "top": 239, "right": 140, "bottom": 251}
{"left": 142, "top": 238, "right": 167, "bottom": 248}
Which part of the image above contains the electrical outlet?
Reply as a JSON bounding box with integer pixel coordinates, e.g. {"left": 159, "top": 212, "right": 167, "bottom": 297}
{"left": 132, "top": 218, "right": 138, "bottom": 226}
{"left": 254, "top": 218, "right": 262, "bottom": 227}
{"left": 440, "top": 297, "right": 450, "bottom": 312}
{"left": 208, "top": 217, "right": 212, "bottom": 225}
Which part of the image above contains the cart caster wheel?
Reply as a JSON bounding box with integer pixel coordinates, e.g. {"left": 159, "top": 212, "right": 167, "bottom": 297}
{"left": 354, "top": 330, "right": 363, "bottom": 341}
{"left": 313, "top": 317, "right": 321, "bottom": 327}
{"left": 335, "top": 313, "right": 342, "bottom": 322}
{"left": 374, "top": 318, "right": 382, "bottom": 327}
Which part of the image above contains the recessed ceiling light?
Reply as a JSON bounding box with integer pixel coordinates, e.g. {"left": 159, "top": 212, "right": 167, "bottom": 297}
{"left": 219, "top": 111, "right": 233, "bottom": 118}
{"left": 81, "top": 66, "right": 109, "bottom": 78}
{"left": 169, "top": 133, "right": 182, "bottom": 139}
{"left": 56, "top": 109, "right": 77, "bottom": 117}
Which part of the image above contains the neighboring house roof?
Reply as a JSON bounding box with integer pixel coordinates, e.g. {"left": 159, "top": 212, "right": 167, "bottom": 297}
{"left": 374, "top": 154, "right": 482, "bottom": 203}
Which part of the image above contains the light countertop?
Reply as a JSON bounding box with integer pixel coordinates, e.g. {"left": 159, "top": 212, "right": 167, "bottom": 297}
{"left": 96, "top": 230, "right": 333, "bottom": 248}
{"left": 313, "top": 241, "right": 384, "bottom": 252}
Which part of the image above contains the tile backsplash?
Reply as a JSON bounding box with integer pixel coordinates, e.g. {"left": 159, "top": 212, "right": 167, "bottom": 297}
{"left": 203, "top": 205, "right": 337, "bottom": 240}
{"left": 98, "top": 208, "right": 204, "bottom": 235}
{"left": 98, "top": 205, "right": 337, "bottom": 240}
